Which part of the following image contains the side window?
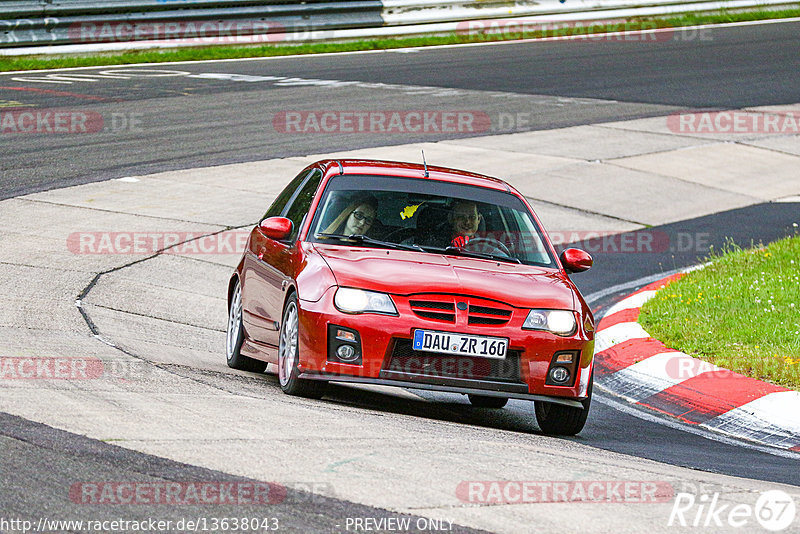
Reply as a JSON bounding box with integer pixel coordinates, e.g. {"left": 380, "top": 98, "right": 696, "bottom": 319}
{"left": 283, "top": 169, "right": 324, "bottom": 240}
{"left": 262, "top": 168, "right": 315, "bottom": 220}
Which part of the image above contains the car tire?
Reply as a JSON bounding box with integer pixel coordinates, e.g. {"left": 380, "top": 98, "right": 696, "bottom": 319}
{"left": 534, "top": 371, "right": 592, "bottom": 436}
{"left": 278, "top": 293, "right": 327, "bottom": 399}
{"left": 468, "top": 394, "right": 508, "bottom": 409}
{"left": 226, "top": 279, "right": 268, "bottom": 373}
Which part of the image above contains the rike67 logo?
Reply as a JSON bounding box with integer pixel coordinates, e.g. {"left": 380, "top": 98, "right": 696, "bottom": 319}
{"left": 669, "top": 490, "right": 796, "bottom": 531}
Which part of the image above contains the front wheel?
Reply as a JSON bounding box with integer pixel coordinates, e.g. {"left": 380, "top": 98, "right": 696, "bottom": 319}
{"left": 278, "top": 293, "right": 327, "bottom": 399}
{"left": 534, "top": 372, "right": 592, "bottom": 435}
{"left": 226, "top": 279, "right": 267, "bottom": 373}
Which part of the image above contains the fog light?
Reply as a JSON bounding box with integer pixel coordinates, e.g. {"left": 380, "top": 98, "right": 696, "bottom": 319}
{"left": 549, "top": 366, "right": 570, "bottom": 384}
{"left": 327, "top": 324, "right": 362, "bottom": 365}
{"left": 336, "top": 344, "right": 356, "bottom": 361}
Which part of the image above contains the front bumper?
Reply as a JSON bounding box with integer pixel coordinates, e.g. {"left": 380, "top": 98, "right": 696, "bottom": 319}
{"left": 298, "top": 286, "right": 593, "bottom": 402}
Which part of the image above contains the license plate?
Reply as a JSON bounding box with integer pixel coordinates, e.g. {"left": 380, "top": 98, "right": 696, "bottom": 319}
{"left": 412, "top": 329, "right": 508, "bottom": 359}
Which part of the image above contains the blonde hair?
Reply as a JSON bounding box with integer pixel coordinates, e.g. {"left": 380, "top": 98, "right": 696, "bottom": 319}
{"left": 322, "top": 194, "right": 378, "bottom": 234}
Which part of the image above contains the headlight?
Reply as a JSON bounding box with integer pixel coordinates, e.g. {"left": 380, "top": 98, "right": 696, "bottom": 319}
{"left": 334, "top": 288, "right": 397, "bottom": 315}
{"left": 523, "top": 309, "right": 577, "bottom": 336}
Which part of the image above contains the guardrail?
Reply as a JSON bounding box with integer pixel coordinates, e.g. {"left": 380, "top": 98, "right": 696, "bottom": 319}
{"left": 0, "top": 0, "right": 794, "bottom": 50}
{"left": 0, "top": 0, "right": 385, "bottom": 47}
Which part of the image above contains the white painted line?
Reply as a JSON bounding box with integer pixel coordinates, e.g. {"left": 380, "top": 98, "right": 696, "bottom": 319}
{"left": 713, "top": 391, "right": 800, "bottom": 435}
{"left": 6, "top": 77, "right": 79, "bottom": 85}
{"left": 10, "top": 69, "right": 191, "bottom": 85}
{"left": 702, "top": 391, "right": 800, "bottom": 449}
{"left": 597, "top": 352, "right": 692, "bottom": 402}
{"left": 9, "top": 74, "right": 103, "bottom": 83}
{"left": 636, "top": 350, "right": 716, "bottom": 386}
{"left": 602, "top": 289, "right": 657, "bottom": 317}
{"left": 595, "top": 386, "right": 800, "bottom": 458}
{"left": 5, "top": 66, "right": 582, "bottom": 101}
{"left": 598, "top": 370, "right": 671, "bottom": 404}
{"left": 634, "top": 350, "right": 720, "bottom": 382}
{"left": 584, "top": 268, "right": 681, "bottom": 306}
{"left": 594, "top": 321, "right": 649, "bottom": 353}
{"left": 188, "top": 73, "right": 285, "bottom": 83}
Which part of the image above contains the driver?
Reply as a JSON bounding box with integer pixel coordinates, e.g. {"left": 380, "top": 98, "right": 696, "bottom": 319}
{"left": 449, "top": 200, "right": 482, "bottom": 248}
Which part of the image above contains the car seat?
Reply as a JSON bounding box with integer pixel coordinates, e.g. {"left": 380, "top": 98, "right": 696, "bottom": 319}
{"left": 414, "top": 204, "right": 451, "bottom": 248}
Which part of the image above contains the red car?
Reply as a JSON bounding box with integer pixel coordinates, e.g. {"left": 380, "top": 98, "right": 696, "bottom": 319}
{"left": 226, "top": 159, "right": 595, "bottom": 435}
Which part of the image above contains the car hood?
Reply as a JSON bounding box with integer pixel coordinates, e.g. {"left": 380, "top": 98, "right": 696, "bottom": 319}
{"left": 314, "top": 245, "right": 576, "bottom": 310}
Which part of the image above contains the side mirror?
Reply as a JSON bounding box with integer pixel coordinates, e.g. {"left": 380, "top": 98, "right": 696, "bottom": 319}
{"left": 560, "top": 248, "right": 592, "bottom": 273}
{"left": 259, "top": 217, "right": 293, "bottom": 241}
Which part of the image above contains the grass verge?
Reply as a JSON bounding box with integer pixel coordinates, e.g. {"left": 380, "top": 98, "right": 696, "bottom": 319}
{"left": 639, "top": 234, "right": 800, "bottom": 391}
{"left": 1, "top": 7, "right": 799, "bottom": 72}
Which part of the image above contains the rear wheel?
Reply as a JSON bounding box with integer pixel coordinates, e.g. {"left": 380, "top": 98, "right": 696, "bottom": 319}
{"left": 468, "top": 395, "right": 508, "bottom": 409}
{"left": 534, "top": 372, "right": 592, "bottom": 436}
{"left": 226, "top": 279, "right": 267, "bottom": 373}
{"left": 278, "top": 293, "right": 327, "bottom": 399}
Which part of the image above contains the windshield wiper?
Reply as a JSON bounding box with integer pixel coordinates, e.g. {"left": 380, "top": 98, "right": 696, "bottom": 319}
{"left": 441, "top": 246, "right": 521, "bottom": 264}
{"left": 316, "top": 233, "right": 425, "bottom": 252}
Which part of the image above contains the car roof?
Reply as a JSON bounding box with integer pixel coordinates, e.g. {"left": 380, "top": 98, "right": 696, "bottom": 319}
{"left": 316, "top": 159, "right": 513, "bottom": 193}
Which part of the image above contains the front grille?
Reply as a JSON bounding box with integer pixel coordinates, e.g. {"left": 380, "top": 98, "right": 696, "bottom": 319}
{"left": 468, "top": 303, "right": 512, "bottom": 326}
{"left": 409, "top": 299, "right": 455, "bottom": 323}
{"left": 384, "top": 339, "right": 522, "bottom": 383}
{"left": 410, "top": 300, "right": 453, "bottom": 310}
{"left": 469, "top": 316, "right": 508, "bottom": 325}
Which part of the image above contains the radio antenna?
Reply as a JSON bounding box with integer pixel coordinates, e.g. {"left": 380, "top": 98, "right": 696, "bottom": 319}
{"left": 422, "top": 150, "right": 429, "bottom": 177}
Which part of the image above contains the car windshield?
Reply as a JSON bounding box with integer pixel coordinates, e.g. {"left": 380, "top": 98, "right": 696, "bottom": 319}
{"left": 308, "top": 174, "right": 556, "bottom": 267}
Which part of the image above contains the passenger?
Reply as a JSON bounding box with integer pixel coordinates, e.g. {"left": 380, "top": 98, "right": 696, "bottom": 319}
{"left": 322, "top": 194, "right": 378, "bottom": 236}
{"left": 449, "top": 200, "right": 482, "bottom": 247}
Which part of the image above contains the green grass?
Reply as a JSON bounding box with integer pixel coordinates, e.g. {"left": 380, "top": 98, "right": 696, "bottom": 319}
{"left": 639, "top": 234, "right": 800, "bottom": 391}
{"left": 1, "top": 7, "right": 799, "bottom": 72}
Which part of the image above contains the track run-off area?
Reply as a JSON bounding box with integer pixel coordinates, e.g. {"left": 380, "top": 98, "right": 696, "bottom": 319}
{"left": 1, "top": 19, "right": 799, "bottom": 534}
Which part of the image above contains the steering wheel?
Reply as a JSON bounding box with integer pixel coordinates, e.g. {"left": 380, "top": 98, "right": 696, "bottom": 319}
{"left": 463, "top": 237, "right": 512, "bottom": 257}
{"left": 382, "top": 226, "right": 416, "bottom": 243}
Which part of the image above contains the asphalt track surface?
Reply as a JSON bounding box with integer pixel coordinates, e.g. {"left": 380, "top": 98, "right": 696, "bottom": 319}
{"left": 1, "top": 20, "right": 799, "bottom": 530}
{"left": 2, "top": 20, "right": 799, "bottom": 199}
